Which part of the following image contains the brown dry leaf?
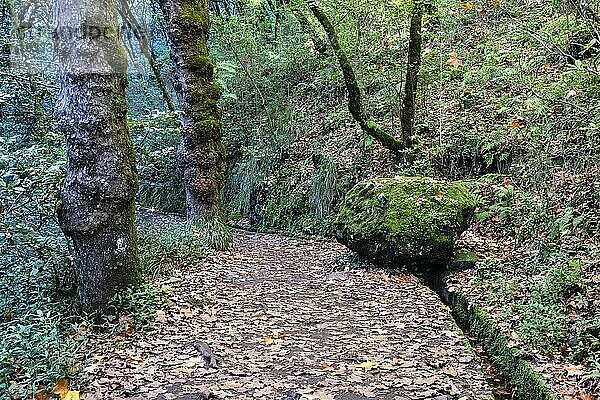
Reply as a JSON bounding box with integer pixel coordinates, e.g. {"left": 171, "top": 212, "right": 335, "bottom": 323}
{"left": 34, "top": 390, "right": 51, "bottom": 400}
{"left": 509, "top": 118, "right": 523, "bottom": 129}
{"left": 82, "top": 229, "right": 496, "bottom": 399}
{"left": 446, "top": 52, "right": 464, "bottom": 69}
{"left": 172, "top": 366, "right": 195, "bottom": 374}
{"left": 83, "top": 363, "right": 99, "bottom": 374}
{"left": 155, "top": 310, "right": 167, "bottom": 323}
{"left": 119, "top": 315, "right": 134, "bottom": 336}
{"left": 564, "top": 364, "right": 584, "bottom": 376}
{"left": 263, "top": 336, "right": 277, "bottom": 346}
{"left": 51, "top": 379, "right": 69, "bottom": 397}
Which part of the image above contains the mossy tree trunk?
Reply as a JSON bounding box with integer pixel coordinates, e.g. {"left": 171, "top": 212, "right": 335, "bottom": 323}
{"left": 308, "top": 0, "right": 405, "bottom": 154}
{"left": 158, "top": 0, "right": 231, "bottom": 250}
{"left": 53, "top": 0, "right": 142, "bottom": 313}
{"left": 400, "top": 1, "right": 423, "bottom": 147}
{"left": 282, "top": 0, "right": 326, "bottom": 54}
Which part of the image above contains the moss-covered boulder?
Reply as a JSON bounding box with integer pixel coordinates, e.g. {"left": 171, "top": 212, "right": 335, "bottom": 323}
{"left": 334, "top": 176, "right": 477, "bottom": 268}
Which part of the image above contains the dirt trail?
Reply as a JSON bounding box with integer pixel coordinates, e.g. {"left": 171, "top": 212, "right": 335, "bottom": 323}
{"left": 87, "top": 231, "right": 494, "bottom": 400}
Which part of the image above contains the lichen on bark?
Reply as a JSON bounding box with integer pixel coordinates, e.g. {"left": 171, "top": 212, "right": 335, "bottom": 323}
{"left": 158, "top": 0, "right": 231, "bottom": 250}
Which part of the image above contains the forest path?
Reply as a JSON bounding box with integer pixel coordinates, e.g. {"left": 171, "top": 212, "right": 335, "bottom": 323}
{"left": 87, "top": 230, "right": 494, "bottom": 400}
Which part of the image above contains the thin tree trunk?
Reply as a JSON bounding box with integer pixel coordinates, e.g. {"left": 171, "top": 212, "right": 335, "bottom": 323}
{"left": 158, "top": 0, "right": 231, "bottom": 250}
{"left": 282, "top": 0, "right": 326, "bottom": 54}
{"left": 400, "top": 1, "right": 423, "bottom": 147}
{"left": 119, "top": 0, "right": 176, "bottom": 112}
{"left": 0, "top": 0, "right": 10, "bottom": 70}
{"left": 308, "top": 0, "right": 405, "bottom": 153}
{"left": 53, "top": 0, "right": 142, "bottom": 313}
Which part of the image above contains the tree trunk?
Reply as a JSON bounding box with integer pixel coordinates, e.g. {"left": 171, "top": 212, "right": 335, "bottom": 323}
{"left": 308, "top": 0, "right": 405, "bottom": 154}
{"left": 53, "top": 0, "right": 142, "bottom": 313}
{"left": 400, "top": 1, "right": 423, "bottom": 147}
{"left": 157, "top": 0, "right": 231, "bottom": 250}
{"left": 0, "top": 0, "right": 10, "bottom": 70}
{"left": 118, "top": 0, "right": 176, "bottom": 112}
{"left": 282, "top": 0, "right": 326, "bottom": 54}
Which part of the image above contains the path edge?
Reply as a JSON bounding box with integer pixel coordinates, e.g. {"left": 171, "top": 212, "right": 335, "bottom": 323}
{"left": 451, "top": 290, "right": 557, "bottom": 400}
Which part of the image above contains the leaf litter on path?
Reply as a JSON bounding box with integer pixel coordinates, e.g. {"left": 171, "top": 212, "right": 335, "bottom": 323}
{"left": 85, "top": 230, "right": 494, "bottom": 400}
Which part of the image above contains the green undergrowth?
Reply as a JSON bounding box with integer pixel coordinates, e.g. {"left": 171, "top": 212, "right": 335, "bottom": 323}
{"left": 0, "top": 131, "right": 91, "bottom": 399}
{"left": 137, "top": 219, "right": 211, "bottom": 278}
{"left": 108, "top": 282, "right": 171, "bottom": 331}
{"left": 470, "top": 174, "right": 599, "bottom": 372}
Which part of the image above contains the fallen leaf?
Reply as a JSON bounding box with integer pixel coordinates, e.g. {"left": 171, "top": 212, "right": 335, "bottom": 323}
{"left": 564, "top": 363, "right": 584, "bottom": 376}
{"left": 509, "top": 116, "right": 525, "bottom": 129}
{"left": 51, "top": 379, "right": 69, "bottom": 397}
{"left": 155, "top": 310, "right": 167, "bottom": 323}
{"left": 263, "top": 336, "right": 277, "bottom": 346}
{"left": 34, "top": 390, "right": 51, "bottom": 400}
{"left": 446, "top": 52, "right": 464, "bottom": 69}
{"left": 354, "top": 360, "right": 378, "bottom": 370}
{"left": 460, "top": 1, "right": 473, "bottom": 11}
{"left": 64, "top": 391, "right": 80, "bottom": 400}
{"left": 356, "top": 386, "right": 377, "bottom": 397}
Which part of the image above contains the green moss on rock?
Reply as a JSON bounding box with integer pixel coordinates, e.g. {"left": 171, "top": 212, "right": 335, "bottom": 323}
{"left": 334, "top": 176, "right": 477, "bottom": 267}
{"left": 448, "top": 250, "right": 478, "bottom": 270}
{"left": 452, "top": 293, "right": 555, "bottom": 400}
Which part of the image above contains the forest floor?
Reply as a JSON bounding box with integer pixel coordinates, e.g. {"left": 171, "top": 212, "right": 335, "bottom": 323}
{"left": 83, "top": 230, "right": 495, "bottom": 400}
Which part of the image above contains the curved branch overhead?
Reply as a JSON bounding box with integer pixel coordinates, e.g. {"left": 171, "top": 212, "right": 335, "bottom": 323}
{"left": 307, "top": 0, "right": 406, "bottom": 153}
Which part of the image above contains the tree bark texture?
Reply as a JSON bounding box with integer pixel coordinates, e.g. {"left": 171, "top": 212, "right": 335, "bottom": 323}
{"left": 400, "top": 1, "right": 423, "bottom": 147}
{"left": 53, "top": 0, "right": 142, "bottom": 313}
{"left": 157, "top": 0, "right": 231, "bottom": 249}
{"left": 308, "top": 0, "right": 405, "bottom": 153}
